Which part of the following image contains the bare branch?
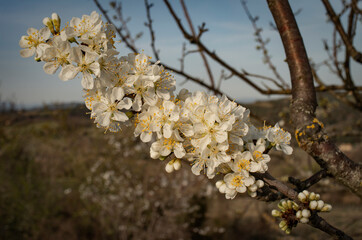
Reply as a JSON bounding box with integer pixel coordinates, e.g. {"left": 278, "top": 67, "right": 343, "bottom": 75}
{"left": 321, "top": 0, "right": 362, "bottom": 63}
{"left": 288, "top": 169, "right": 329, "bottom": 192}
{"left": 241, "top": 0, "right": 289, "bottom": 89}
{"left": 163, "top": 0, "right": 291, "bottom": 95}
{"left": 144, "top": 0, "right": 160, "bottom": 60}
{"left": 180, "top": 0, "right": 216, "bottom": 93}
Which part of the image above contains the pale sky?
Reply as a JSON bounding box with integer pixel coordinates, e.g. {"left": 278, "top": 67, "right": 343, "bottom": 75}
{"left": 1, "top": 0, "right": 361, "bottom": 108}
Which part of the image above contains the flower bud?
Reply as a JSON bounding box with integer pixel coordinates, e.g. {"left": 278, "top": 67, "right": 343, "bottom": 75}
{"left": 281, "top": 224, "right": 288, "bottom": 231}
{"left": 292, "top": 202, "right": 299, "bottom": 211}
{"left": 248, "top": 184, "right": 258, "bottom": 192}
{"left": 52, "top": 13, "right": 61, "bottom": 33}
{"left": 309, "top": 192, "right": 316, "bottom": 200}
{"left": 287, "top": 200, "right": 293, "bottom": 209}
{"left": 309, "top": 200, "right": 318, "bottom": 210}
{"left": 302, "top": 209, "right": 311, "bottom": 218}
{"left": 248, "top": 191, "right": 257, "bottom": 198}
{"left": 173, "top": 159, "right": 181, "bottom": 170}
{"left": 219, "top": 184, "right": 227, "bottom": 193}
{"left": 321, "top": 204, "right": 332, "bottom": 212}
{"left": 317, "top": 200, "right": 324, "bottom": 210}
{"left": 165, "top": 162, "right": 174, "bottom": 173}
{"left": 300, "top": 217, "right": 309, "bottom": 223}
{"left": 298, "top": 192, "right": 307, "bottom": 202}
{"left": 281, "top": 199, "right": 288, "bottom": 209}
{"left": 279, "top": 220, "right": 287, "bottom": 228}
{"left": 42, "top": 17, "right": 52, "bottom": 26}
{"left": 216, "top": 180, "right": 224, "bottom": 189}
{"left": 271, "top": 209, "right": 281, "bottom": 217}
{"left": 256, "top": 180, "right": 264, "bottom": 188}
{"left": 315, "top": 193, "right": 320, "bottom": 200}
{"left": 43, "top": 17, "right": 55, "bottom": 35}
{"left": 278, "top": 200, "right": 286, "bottom": 210}
{"left": 296, "top": 210, "right": 302, "bottom": 219}
{"left": 285, "top": 228, "right": 291, "bottom": 234}
{"left": 302, "top": 190, "right": 309, "bottom": 197}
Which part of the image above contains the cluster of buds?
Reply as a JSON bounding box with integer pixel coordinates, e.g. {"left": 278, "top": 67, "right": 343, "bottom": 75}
{"left": 272, "top": 191, "right": 332, "bottom": 234}
{"left": 247, "top": 179, "right": 264, "bottom": 197}
{"left": 298, "top": 190, "right": 332, "bottom": 213}
{"left": 271, "top": 199, "right": 299, "bottom": 234}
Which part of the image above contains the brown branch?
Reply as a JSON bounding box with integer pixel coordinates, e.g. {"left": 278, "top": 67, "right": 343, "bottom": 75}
{"left": 344, "top": 2, "right": 362, "bottom": 109}
{"left": 144, "top": 0, "right": 160, "bottom": 60}
{"left": 288, "top": 169, "right": 329, "bottom": 192}
{"left": 255, "top": 171, "right": 352, "bottom": 239}
{"left": 321, "top": 0, "right": 362, "bottom": 64}
{"left": 312, "top": 67, "right": 361, "bottom": 110}
{"left": 180, "top": 0, "right": 216, "bottom": 93}
{"left": 164, "top": 0, "right": 283, "bottom": 95}
{"left": 267, "top": 0, "right": 361, "bottom": 198}
{"left": 241, "top": 0, "right": 289, "bottom": 89}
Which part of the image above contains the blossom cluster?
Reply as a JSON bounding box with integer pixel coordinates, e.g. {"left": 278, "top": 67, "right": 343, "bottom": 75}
{"left": 20, "top": 12, "right": 294, "bottom": 200}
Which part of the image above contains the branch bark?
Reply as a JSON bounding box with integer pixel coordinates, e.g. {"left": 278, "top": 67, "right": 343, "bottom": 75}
{"left": 267, "top": 0, "right": 361, "bottom": 198}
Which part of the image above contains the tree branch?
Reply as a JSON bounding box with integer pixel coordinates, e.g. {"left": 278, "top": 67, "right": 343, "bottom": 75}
{"left": 288, "top": 169, "right": 329, "bottom": 192}
{"left": 321, "top": 0, "right": 362, "bottom": 64}
{"left": 144, "top": 0, "right": 160, "bottom": 60}
{"left": 180, "top": 0, "right": 216, "bottom": 93}
{"left": 267, "top": 0, "right": 361, "bottom": 198}
{"left": 254, "top": 171, "right": 352, "bottom": 239}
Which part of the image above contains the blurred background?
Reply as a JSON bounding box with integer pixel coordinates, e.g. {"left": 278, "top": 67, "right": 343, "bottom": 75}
{"left": 1, "top": 0, "right": 361, "bottom": 239}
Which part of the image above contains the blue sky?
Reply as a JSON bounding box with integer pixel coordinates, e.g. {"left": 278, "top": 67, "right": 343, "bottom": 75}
{"left": 1, "top": 0, "right": 361, "bottom": 107}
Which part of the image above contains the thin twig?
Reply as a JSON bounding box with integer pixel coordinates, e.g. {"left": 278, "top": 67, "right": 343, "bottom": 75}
{"left": 241, "top": 0, "right": 288, "bottom": 89}
{"left": 180, "top": 0, "right": 216, "bottom": 93}
{"left": 321, "top": 0, "right": 362, "bottom": 63}
{"left": 144, "top": 0, "right": 160, "bottom": 60}
{"left": 288, "top": 169, "right": 329, "bottom": 192}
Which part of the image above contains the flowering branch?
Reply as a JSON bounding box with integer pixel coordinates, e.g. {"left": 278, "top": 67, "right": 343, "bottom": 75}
{"left": 19, "top": 7, "right": 358, "bottom": 239}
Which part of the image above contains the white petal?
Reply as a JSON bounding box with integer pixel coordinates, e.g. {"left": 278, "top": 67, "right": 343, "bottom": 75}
{"left": 39, "top": 27, "right": 51, "bottom": 40}
{"left": 96, "top": 112, "right": 111, "bottom": 127}
{"left": 81, "top": 71, "right": 94, "bottom": 89}
{"left": 59, "top": 65, "right": 79, "bottom": 81}
{"left": 117, "top": 98, "right": 132, "bottom": 110}
{"left": 43, "top": 62, "right": 60, "bottom": 75}
{"left": 140, "top": 131, "right": 152, "bottom": 142}
{"left": 174, "top": 143, "right": 186, "bottom": 158}
{"left": 92, "top": 102, "right": 107, "bottom": 114}
{"left": 19, "top": 36, "right": 31, "bottom": 48}
{"left": 20, "top": 48, "right": 35, "bottom": 58}
{"left": 89, "top": 62, "right": 100, "bottom": 76}
{"left": 112, "top": 111, "right": 128, "bottom": 122}
{"left": 70, "top": 47, "right": 82, "bottom": 64}
{"left": 281, "top": 144, "right": 293, "bottom": 155}
{"left": 159, "top": 146, "right": 171, "bottom": 157}
{"left": 110, "top": 87, "right": 124, "bottom": 102}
